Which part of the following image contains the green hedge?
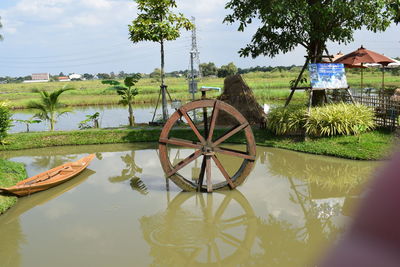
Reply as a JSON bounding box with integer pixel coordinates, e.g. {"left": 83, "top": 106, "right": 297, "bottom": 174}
{"left": 0, "top": 102, "right": 12, "bottom": 143}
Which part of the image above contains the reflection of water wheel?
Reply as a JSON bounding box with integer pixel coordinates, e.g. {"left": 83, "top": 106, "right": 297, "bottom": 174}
{"left": 159, "top": 99, "right": 256, "bottom": 192}
{"left": 142, "top": 191, "right": 257, "bottom": 266}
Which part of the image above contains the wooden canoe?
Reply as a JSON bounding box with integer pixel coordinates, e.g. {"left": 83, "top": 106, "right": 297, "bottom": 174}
{"left": 0, "top": 154, "right": 95, "bottom": 197}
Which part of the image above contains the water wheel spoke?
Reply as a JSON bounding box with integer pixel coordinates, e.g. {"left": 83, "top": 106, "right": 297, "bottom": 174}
{"left": 207, "top": 244, "right": 212, "bottom": 263}
{"left": 197, "top": 156, "right": 206, "bottom": 191}
{"left": 221, "top": 220, "right": 250, "bottom": 230}
{"left": 221, "top": 214, "right": 248, "bottom": 224}
{"left": 198, "top": 193, "right": 207, "bottom": 212}
{"left": 207, "top": 101, "right": 220, "bottom": 142}
{"left": 186, "top": 248, "right": 203, "bottom": 265}
{"left": 220, "top": 215, "right": 253, "bottom": 230}
{"left": 211, "top": 241, "right": 222, "bottom": 263}
{"left": 167, "top": 150, "right": 202, "bottom": 177}
{"left": 214, "top": 147, "right": 255, "bottom": 161}
{"left": 219, "top": 232, "right": 242, "bottom": 248}
{"left": 207, "top": 193, "right": 214, "bottom": 219}
{"left": 206, "top": 156, "right": 212, "bottom": 193}
{"left": 179, "top": 108, "right": 206, "bottom": 144}
{"left": 213, "top": 122, "right": 249, "bottom": 146}
{"left": 159, "top": 137, "right": 202, "bottom": 149}
{"left": 211, "top": 155, "right": 235, "bottom": 189}
{"left": 214, "top": 194, "right": 232, "bottom": 221}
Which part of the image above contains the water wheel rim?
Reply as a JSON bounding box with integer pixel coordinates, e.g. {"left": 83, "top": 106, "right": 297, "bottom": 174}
{"left": 159, "top": 99, "right": 256, "bottom": 192}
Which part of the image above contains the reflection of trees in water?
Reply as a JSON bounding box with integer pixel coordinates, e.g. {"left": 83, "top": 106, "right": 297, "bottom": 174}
{"left": 108, "top": 151, "right": 143, "bottom": 183}
{"left": 130, "top": 177, "right": 148, "bottom": 195}
{"left": 32, "top": 154, "right": 78, "bottom": 169}
{"left": 0, "top": 217, "right": 24, "bottom": 266}
{"left": 140, "top": 191, "right": 257, "bottom": 266}
{"left": 266, "top": 149, "right": 375, "bottom": 192}
{"left": 246, "top": 177, "right": 342, "bottom": 267}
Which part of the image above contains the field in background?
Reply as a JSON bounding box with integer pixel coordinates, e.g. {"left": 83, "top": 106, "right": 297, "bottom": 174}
{"left": 0, "top": 69, "right": 399, "bottom": 109}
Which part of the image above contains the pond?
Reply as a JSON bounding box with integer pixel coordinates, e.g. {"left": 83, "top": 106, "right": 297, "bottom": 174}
{"left": 0, "top": 144, "right": 381, "bottom": 267}
{"left": 10, "top": 103, "right": 275, "bottom": 133}
{"left": 10, "top": 105, "right": 177, "bottom": 133}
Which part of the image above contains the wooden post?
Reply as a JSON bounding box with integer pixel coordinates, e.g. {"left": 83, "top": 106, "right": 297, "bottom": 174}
{"left": 285, "top": 58, "right": 310, "bottom": 107}
{"left": 308, "top": 90, "right": 314, "bottom": 114}
{"left": 346, "top": 88, "right": 356, "bottom": 104}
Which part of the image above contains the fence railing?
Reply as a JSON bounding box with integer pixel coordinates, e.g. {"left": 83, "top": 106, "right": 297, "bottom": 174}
{"left": 345, "top": 94, "right": 400, "bottom": 129}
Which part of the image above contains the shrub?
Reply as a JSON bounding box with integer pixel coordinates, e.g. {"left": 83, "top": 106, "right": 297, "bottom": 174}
{"left": 306, "top": 103, "right": 375, "bottom": 136}
{"left": 267, "top": 105, "right": 306, "bottom": 135}
{"left": 267, "top": 103, "right": 376, "bottom": 137}
{"left": 0, "top": 101, "right": 12, "bottom": 143}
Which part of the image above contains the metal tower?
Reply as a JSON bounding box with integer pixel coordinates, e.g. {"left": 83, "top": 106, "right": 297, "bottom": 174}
{"left": 188, "top": 17, "right": 201, "bottom": 98}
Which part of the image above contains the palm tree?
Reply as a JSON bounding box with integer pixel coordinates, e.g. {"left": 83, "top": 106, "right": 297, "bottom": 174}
{"left": 27, "top": 86, "right": 74, "bottom": 131}
{"left": 102, "top": 74, "right": 140, "bottom": 126}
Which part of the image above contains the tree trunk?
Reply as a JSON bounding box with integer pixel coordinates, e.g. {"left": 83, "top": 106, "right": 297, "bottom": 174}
{"left": 309, "top": 40, "right": 325, "bottom": 106}
{"left": 50, "top": 113, "right": 55, "bottom": 131}
{"left": 128, "top": 102, "right": 134, "bottom": 127}
{"left": 160, "top": 39, "right": 168, "bottom": 121}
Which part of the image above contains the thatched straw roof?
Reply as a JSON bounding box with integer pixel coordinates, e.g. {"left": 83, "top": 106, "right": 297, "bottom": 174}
{"left": 217, "top": 74, "right": 266, "bottom": 126}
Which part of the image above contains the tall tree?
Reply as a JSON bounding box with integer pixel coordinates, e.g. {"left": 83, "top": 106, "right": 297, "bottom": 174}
{"left": 28, "top": 86, "right": 74, "bottom": 131}
{"left": 217, "top": 62, "right": 238, "bottom": 78}
{"left": 200, "top": 62, "right": 218, "bottom": 77}
{"left": 128, "top": 0, "right": 193, "bottom": 121}
{"left": 224, "top": 0, "right": 394, "bottom": 105}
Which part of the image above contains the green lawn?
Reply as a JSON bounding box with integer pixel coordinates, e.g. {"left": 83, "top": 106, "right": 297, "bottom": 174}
{"left": 0, "top": 159, "right": 27, "bottom": 214}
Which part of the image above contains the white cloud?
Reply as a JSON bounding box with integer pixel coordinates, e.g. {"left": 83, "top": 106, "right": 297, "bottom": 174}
{"left": 14, "top": 0, "right": 71, "bottom": 19}
{"left": 72, "top": 14, "right": 103, "bottom": 26}
{"left": 81, "top": 0, "right": 112, "bottom": 9}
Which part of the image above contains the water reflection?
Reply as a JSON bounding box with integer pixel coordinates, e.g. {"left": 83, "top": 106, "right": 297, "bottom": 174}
{"left": 140, "top": 190, "right": 257, "bottom": 266}
{"left": 31, "top": 154, "right": 78, "bottom": 169}
{"left": 130, "top": 177, "right": 148, "bottom": 195}
{"left": 0, "top": 168, "right": 95, "bottom": 266}
{"left": 108, "top": 151, "right": 143, "bottom": 183}
{"left": 0, "top": 144, "right": 381, "bottom": 267}
{"left": 264, "top": 148, "right": 376, "bottom": 193}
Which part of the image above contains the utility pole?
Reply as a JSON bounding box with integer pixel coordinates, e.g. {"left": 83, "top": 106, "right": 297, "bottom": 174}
{"left": 188, "top": 17, "right": 201, "bottom": 121}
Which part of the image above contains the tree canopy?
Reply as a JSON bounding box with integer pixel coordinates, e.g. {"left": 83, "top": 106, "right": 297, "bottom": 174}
{"left": 128, "top": 0, "right": 193, "bottom": 44}
{"left": 217, "top": 62, "right": 238, "bottom": 78}
{"left": 200, "top": 62, "right": 218, "bottom": 77}
{"left": 128, "top": 0, "right": 193, "bottom": 121}
{"left": 224, "top": 0, "right": 396, "bottom": 63}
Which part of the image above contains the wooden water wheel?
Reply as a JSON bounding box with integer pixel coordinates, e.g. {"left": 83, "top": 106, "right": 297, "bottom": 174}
{"left": 159, "top": 98, "right": 256, "bottom": 192}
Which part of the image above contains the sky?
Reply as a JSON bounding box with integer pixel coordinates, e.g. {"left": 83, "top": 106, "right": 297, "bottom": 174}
{"left": 0, "top": 0, "right": 399, "bottom": 77}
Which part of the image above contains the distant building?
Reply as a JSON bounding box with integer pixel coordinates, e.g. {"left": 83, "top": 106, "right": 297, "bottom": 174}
{"left": 58, "top": 76, "right": 70, "bottom": 82}
{"left": 69, "top": 73, "right": 82, "bottom": 80}
{"left": 23, "top": 73, "right": 50, "bottom": 83}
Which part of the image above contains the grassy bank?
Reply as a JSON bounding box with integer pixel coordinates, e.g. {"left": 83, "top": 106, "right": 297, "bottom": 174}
{"left": 0, "top": 127, "right": 394, "bottom": 160}
{"left": 1, "top": 69, "right": 398, "bottom": 109}
{"left": 0, "top": 159, "right": 27, "bottom": 214}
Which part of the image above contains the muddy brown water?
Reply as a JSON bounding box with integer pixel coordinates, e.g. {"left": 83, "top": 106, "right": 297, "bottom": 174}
{"left": 0, "top": 144, "right": 382, "bottom": 267}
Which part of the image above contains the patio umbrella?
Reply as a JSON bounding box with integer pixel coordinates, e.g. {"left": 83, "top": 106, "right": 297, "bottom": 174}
{"left": 334, "top": 46, "right": 395, "bottom": 90}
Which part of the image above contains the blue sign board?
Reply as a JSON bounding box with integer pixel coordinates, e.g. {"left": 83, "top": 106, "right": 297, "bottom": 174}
{"left": 308, "top": 63, "right": 348, "bottom": 89}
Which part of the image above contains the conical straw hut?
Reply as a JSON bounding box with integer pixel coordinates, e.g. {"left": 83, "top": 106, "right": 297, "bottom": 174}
{"left": 217, "top": 74, "right": 266, "bottom": 127}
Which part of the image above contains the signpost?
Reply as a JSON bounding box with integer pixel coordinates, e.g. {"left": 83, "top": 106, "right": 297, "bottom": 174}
{"left": 285, "top": 63, "right": 354, "bottom": 109}
{"left": 308, "top": 63, "right": 348, "bottom": 89}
